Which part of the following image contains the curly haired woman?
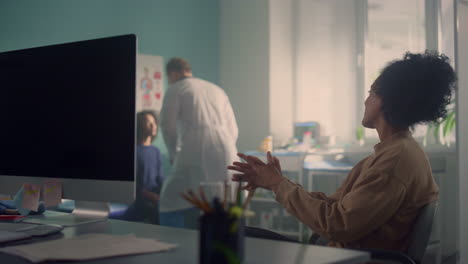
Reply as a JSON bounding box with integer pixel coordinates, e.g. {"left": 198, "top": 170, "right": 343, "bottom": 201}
{"left": 228, "top": 51, "right": 456, "bottom": 251}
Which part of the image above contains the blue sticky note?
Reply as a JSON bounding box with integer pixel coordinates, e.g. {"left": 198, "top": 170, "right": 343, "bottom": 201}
{"left": 13, "top": 186, "right": 31, "bottom": 216}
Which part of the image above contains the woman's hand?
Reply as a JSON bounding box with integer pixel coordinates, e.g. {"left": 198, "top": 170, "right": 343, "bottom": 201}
{"left": 227, "top": 152, "right": 285, "bottom": 190}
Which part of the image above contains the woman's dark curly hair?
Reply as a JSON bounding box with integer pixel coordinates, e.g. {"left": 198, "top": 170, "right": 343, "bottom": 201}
{"left": 374, "top": 50, "right": 456, "bottom": 128}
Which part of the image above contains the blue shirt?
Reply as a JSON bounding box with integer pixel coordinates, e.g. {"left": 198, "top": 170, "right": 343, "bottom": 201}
{"left": 135, "top": 145, "right": 164, "bottom": 204}
{"left": 0, "top": 200, "right": 16, "bottom": 214}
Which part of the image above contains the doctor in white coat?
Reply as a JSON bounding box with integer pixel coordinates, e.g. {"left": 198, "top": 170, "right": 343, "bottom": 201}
{"left": 159, "top": 57, "right": 238, "bottom": 228}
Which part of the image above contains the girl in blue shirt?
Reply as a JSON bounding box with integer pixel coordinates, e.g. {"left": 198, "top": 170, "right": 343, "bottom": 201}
{"left": 123, "top": 110, "right": 164, "bottom": 224}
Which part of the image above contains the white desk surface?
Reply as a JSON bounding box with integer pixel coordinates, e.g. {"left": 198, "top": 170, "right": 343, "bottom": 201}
{"left": 0, "top": 212, "right": 370, "bottom": 264}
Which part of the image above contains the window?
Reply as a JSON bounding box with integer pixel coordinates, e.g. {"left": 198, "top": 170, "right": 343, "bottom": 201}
{"left": 294, "top": 0, "right": 359, "bottom": 144}
{"left": 293, "top": 0, "right": 437, "bottom": 144}
{"left": 364, "top": 0, "right": 427, "bottom": 139}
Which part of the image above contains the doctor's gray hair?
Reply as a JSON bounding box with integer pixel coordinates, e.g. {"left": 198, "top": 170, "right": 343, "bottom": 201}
{"left": 166, "top": 57, "right": 192, "bottom": 74}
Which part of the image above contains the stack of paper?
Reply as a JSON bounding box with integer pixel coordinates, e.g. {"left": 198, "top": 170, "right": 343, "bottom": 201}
{"left": 0, "top": 233, "right": 177, "bottom": 263}
{"left": 0, "top": 231, "right": 31, "bottom": 243}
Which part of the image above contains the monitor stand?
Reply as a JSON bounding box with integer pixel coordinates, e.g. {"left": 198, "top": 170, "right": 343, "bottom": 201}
{"left": 23, "top": 201, "right": 109, "bottom": 227}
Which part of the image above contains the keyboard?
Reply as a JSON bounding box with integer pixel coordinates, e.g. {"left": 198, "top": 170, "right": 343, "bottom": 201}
{"left": 16, "top": 224, "right": 64, "bottom": 237}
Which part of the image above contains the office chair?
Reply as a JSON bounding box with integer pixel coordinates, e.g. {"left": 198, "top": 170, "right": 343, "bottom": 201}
{"left": 246, "top": 201, "right": 436, "bottom": 264}
{"left": 309, "top": 234, "right": 416, "bottom": 264}
{"left": 405, "top": 201, "right": 438, "bottom": 264}
{"left": 309, "top": 201, "right": 437, "bottom": 264}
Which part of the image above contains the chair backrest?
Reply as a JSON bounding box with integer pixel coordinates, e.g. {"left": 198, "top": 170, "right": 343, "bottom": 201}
{"left": 407, "top": 201, "right": 438, "bottom": 262}
{"left": 308, "top": 201, "right": 437, "bottom": 263}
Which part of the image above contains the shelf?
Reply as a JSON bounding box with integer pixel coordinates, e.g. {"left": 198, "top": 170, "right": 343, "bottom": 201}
{"left": 251, "top": 197, "right": 276, "bottom": 202}
{"left": 276, "top": 230, "right": 301, "bottom": 237}
{"left": 247, "top": 225, "right": 300, "bottom": 237}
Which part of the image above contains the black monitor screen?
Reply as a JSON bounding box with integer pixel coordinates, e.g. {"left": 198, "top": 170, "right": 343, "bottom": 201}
{"left": 0, "top": 35, "right": 136, "bottom": 181}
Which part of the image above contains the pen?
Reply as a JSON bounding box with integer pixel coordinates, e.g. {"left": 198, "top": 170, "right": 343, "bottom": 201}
{"left": 223, "top": 180, "right": 228, "bottom": 209}
{"left": 242, "top": 188, "right": 255, "bottom": 211}
{"left": 235, "top": 181, "right": 242, "bottom": 207}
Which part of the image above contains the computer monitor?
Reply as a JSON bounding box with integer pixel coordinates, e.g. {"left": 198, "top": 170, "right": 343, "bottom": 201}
{"left": 0, "top": 35, "right": 136, "bottom": 225}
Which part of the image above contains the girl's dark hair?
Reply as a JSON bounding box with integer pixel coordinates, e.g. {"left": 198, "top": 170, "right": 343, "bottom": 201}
{"left": 136, "top": 110, "right": 158, "bottom": 143}
{"left": 375, "top": 51, "right": 456, "bottom": 128}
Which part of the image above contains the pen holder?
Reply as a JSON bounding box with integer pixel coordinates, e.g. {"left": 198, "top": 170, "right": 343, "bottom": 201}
{"left": 199, "top": 211, "right": 245, "bottom": 264}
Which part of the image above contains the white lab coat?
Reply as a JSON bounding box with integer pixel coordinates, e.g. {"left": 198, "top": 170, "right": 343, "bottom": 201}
{"left": 159, "top": 77, "right": 238, "bottom": 212}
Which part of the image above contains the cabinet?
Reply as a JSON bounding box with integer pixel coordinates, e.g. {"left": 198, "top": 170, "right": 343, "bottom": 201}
{"left": 302, "top": 157, "right": 353, "bottom": 240}
{"left": 244, "top": 151, "right": 352, "bottom": 242}
{"left": 244, "top": 151, "right": 307, "bottom": 241}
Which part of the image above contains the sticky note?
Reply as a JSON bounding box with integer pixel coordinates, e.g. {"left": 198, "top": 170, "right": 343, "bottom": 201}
{"left": 13, "top": 186, "right": 31, "bottom": 215}
{"left": 21, "top": 184, "right": 41, "bottom": 211}
{"left": 43, "top": 180, "right": 62, "bottom": 207}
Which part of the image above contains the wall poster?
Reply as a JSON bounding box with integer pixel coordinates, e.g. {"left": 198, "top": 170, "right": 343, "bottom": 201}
{"left": 136, "top": 54, "right": 164, "bottom": 113}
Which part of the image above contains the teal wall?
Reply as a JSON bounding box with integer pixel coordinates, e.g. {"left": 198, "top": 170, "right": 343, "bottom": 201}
{"left": 0, "top": 0, "right": 220, "bottom": 177}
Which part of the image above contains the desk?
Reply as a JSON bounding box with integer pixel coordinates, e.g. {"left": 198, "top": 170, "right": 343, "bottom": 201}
{"left": 0, "top": 212, "right": 370, "bottom": 264}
